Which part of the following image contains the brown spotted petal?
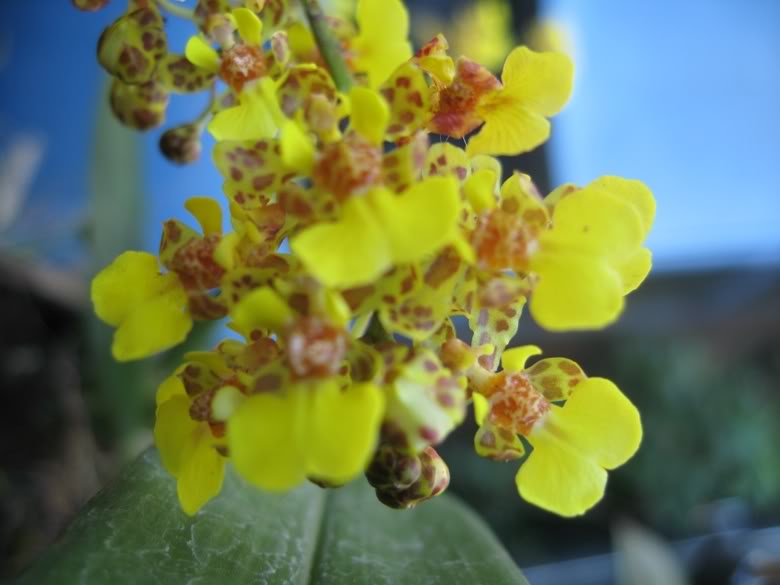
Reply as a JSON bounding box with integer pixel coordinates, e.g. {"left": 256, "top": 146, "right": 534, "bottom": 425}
{"left": 379, "top": 62, "right": 431, "bottom": 142}
{"left": 109, "top": 78, "right": 169, "bottom": 131}
{"left": 381, "top": 131, "right": 427, "bottom": 193}
{"left": 277, "top": 65, "right": 338, "bottom": 119}
{"left": 260, "top": 0, "right": 291, "bottom": 29}
{"left": 159, "top": 219, "right": 225, "bottom": 291}
{"left": 213, "top": 139, "right": 293, "bottom": 209}
{"left": 456, "top": 272, "right": 528, "bottom": 371}
{"left": 423, "top": 142, "right": 470, "bottom": 182}
{"left": 157, "top": 54, "right": 216, "bottom": 94}
{"left": 179, "top": 360, "right": 224, "bottom": 397}
{"left": 474, "top": 420, "right": 526, "bottom": 461}
{"left": 380, "top": 247, "right": 463, "bottom": 341}
{"left": 525, "top": 358, "right": 586, "bottom": 402}
{"left": 384, "top": 348, "right": 467, "bottom": 454}
{"left": 194, "top": 0, "right": 234, "bottom": 41}
{"left": 220, "top": 261, "right": 292, "bottom": 309}
{"left": 98, "top": 7, "right": 167, "bottom": 85}
{"left": 341, "top": 264, "right": 419, "bottom": 319}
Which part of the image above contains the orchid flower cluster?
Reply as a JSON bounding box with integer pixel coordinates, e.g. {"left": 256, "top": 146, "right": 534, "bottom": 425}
{"left": 78, "top": 0, "right": 654, "bottom": 518}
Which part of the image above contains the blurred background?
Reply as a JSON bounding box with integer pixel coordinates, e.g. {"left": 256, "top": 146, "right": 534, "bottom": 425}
{"left": 0, "top": 0, "right": 778, "bottom": 583}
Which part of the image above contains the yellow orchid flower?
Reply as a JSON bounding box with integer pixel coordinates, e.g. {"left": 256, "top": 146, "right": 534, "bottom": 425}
{"left": 466, "top": 46, "right": 573, "bottom": 156}
{"left": 91, "top": 251, "right": 191, "bottom": 361}
{"left": 528, "top": 176, "right": 655, "bottom": 330}
{"left": 291, "top": 176, "right": 461, "bottom": 289}
{"left": 352, "top": 0, "right": 413, "bottom": 88}
{"left": 473, "top": 346, "right": 641, "bottom": 517}
{"left": 228, "top": 378, "right": 385, "bottom": 490}
{"left": 208, "top": 76, "right": 286, "bottom": 141}
{"left": 154, "top": 374, "right": 226, "bottom": 515}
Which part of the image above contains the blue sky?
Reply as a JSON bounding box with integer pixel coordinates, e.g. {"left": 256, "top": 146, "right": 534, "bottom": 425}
{"left": 542, "top": 0, "right": 780, "bottom": 270}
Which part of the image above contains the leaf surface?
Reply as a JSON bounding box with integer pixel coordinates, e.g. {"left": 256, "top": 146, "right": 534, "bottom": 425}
{"left": 14, "top": 449, "right": 528, "bottom": 585}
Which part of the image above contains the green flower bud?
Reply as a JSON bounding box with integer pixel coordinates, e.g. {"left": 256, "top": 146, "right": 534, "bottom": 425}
{"left": 98, "top": 7, "right": 167, "bottom": 85}
{"left": 109, "top": 78, "right": 169, "bottom": 130}
{"left": 159, "top": 123, "right": 203, "bottom": 165}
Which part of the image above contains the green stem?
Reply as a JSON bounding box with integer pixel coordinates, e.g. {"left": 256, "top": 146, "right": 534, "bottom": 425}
{"left": 155, "top": 0, "right": 195, "bottom": 20}
{"left": 300, "top": 0, "right": 353, "bottom": 92}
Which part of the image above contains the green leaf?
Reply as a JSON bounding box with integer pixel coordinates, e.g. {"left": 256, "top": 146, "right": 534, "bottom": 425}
{"left": 14, "top": 449, "right": 528, "bottom": 584}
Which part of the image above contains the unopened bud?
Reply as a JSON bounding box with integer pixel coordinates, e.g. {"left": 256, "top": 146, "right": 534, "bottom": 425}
{"left": 110, "top": 79, "right": 169, "bottom": 130}
{"left": 160, "top": 123, "right": 203, "bottom": 164}
{"left": 98, "top": 7, "right": 167, "bottom": 84}
{"left": 370, "top": 446, "right": 450, "bottom": 509}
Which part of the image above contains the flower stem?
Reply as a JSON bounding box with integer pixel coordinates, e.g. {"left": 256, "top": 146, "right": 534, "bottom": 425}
{"left": 300, "top": 0, "right": 353, "bottom": 92}
{"left": 155, "top": 0, "right": 195, "bottom": 20}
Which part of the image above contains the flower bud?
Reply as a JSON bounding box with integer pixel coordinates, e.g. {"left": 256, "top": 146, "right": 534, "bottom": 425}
{"left": 98, "top": 7, "right": 167, "bottom": 84}
{"left": 72, "top": 0, "right": 110, "bottom": 11}
{"left": 369, "top": 446, "right": 450, "bottom": 509}
{"left": 110, "top": 79, "right": 169, "bottom": 130}
{"left": 160, "top": 123, "right": 203, "bottom": 164}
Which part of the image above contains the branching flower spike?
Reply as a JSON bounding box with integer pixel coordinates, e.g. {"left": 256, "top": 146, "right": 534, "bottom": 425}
{"left": 80, "top": 0, "right": 655, "bottom": 517}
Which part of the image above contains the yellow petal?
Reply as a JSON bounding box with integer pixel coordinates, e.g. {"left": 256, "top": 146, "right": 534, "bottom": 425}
{"left": 473, "top": 392, "right": 489, "bottom": 425}
{"left": 379, "top": 62, "right": 430, "bottom": 140}
{"left": 354, "top": 0, "right": 412, "bottom": 87}
{"left": 616, "top": 247, "right": 652, "bottom": 295}
{"left": 214, "top": 232, "right": 240, "bottom": 271}
{"left": 154, "top": 395, "right": 198, "bottom": 477}
{"left": 470, "top": 154, "right": 503, "bottom": 182}
{"left": 155, "top": 373, "right": 187, "bottom": 406}
{"left": 228, "top": 391, "right": 307, "bottom": 491}
{"left": 463, "top": 168, "right": 497, "bottom": 213}
{"left": 177, "top": 428, "right": 226, "bottom": 516}
{"left": 91, "top": 251, "right": 167, "bottom": 327}
{"left": 287, "top": 22, "right": 316, "bottom": 60}
{"left": 231, "top": 286, "right": 294, "bottom": 336}
{"left": 424, "top": 142, "right": 470, "bottom": 180}
{"left": 547, "top": 377, "right": 642, "bottom": 470}
{"left": 233, "top": 7, "right": 263, "bottom": 45}
{"left": 547, "top": 187, "right": 644, "bottom": 256}
{"left": 500, "top": 172, "right": 549, "bottom": 227}
{"left": 467, "top": 100, "right": 550, "bottom": 157}
{"left": 374, "top": 176, "right": 460, "bottom": 265}
{"left": 525, "top": 357, "right": 585, "bottom": 402}
{"left": 349, "top": 86, "right": 389, "bottom": 145}
{"left": 516, "top": 433, "right": 607, "bottom": 517}
{"left": 291, "top": 196, "right": 391, "bottom": 288}
{"left": 588, "top": 176, "right": 655, "bottom": 237}
{"left": 306, "top": 382, "right": 384, "bottom": 483}
{"left": 501, "top": 345, "right": 542, "bottom": 373}
{"left": 212, "top": 385, "right": 246, "bottom": 421}
{"left": 280, "top": 119, "right": 315, "bottom": 174}
{"left": 529, "top": 252, "right": 624, "bottom": 331}
{"left": 501, "top": 46, "right": 573, "bottom": 117}
{"left": 208, "top": 78, "right": 284, "bottom": 142}
{"left": 112, "top": 286, "right": 192, "bottom": 361}
{"left": 185, "top": 36, "right": 220, "bottom": 74}
{"left": 185, "top": 197, "right": 223, "bottom": 236}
